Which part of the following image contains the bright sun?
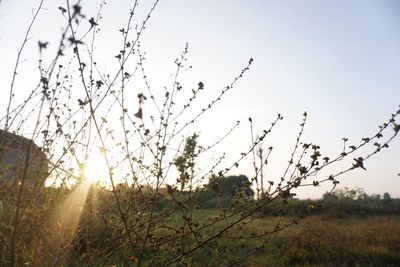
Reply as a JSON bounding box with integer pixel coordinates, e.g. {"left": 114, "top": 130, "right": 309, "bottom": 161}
{"left": 84, "top": 153, "right": 110, "bottom": 185}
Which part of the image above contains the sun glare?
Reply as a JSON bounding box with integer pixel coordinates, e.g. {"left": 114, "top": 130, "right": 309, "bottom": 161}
{"left": 84, "top": 153, "right": 109, "bottom": 185}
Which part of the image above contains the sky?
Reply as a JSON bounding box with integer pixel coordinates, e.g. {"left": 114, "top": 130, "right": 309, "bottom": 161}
{"left": 0, "top": 0, "right": 399, "bottom": 198}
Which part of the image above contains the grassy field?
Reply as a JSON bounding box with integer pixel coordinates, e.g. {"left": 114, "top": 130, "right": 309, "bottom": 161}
{"left": 247, "top": 216, "right": 400, "bottom": 267}
{"left": 163, "top": 212, "right": 400, "bottom": 266}
{"left": 1, "top": 184, "right": 400, "bottom": 266}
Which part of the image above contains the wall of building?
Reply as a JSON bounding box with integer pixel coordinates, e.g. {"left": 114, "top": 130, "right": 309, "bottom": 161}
{"left": 0, "top": 130, "right": 49, "bottom": 186}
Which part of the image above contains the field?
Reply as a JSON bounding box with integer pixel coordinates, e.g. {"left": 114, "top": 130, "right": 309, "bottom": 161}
{"left": 1, "top": 183, "right": 400, "bottom": 266}
{"left": 238, "top": 216, "right": 400, "bottom": 267}
{"left": 136, "top": 209, "right": 400, "bottom": 267}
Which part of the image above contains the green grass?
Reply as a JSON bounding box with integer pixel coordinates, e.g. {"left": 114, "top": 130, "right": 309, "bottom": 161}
{"left": 248, "top": 216, "right": 400, "bottom": 267}
{"left": 150, "top": 209, "right": 400, "bottom": 266}
{"left": 1, "top": 184, "right": 400, "bottom": 266}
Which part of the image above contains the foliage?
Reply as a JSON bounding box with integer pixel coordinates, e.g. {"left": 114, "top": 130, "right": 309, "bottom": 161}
{"left": 194, "top": 174, "right": 254, "bottom": 209}
{"left": 321, "top": 188, "right": 400, "bottom": 218}
{"left": 1, "top": 186, "right": 399, "bottom": 266}
{"left": 0, "top": 0, "right": 399, "bottom": 266}
{"left": 259, "top": 187, "right": 400, "bottom": 219}
{"left": 208, "top": 174, "right": 254, "bottom": 198}
{"left": 174, "top": 133, "right": 201, "bottom": 191}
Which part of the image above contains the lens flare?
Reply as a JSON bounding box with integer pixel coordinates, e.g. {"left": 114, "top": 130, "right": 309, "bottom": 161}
{"left": 48, "top": 181, "right": 92, "bottom": 263}
{"left": 84, "top": 153, "right": 109, "bottom": 185}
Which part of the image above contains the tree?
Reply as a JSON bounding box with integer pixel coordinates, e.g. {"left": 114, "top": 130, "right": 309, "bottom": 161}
{"left": 208, "top": 174, "right": 254, "bottom": 199}
{"left": 174, "top": 133, "right": 201, "bottom": 191}
{"left": 382, "top": 192, "right": 393, "bottom": 208}
{"left": 383, "top": 192, "right": 392, "bottom": 201}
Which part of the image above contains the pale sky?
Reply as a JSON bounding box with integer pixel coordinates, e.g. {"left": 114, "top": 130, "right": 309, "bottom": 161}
{"left": 0, "top": 0, "right": 399, "bottom": 198}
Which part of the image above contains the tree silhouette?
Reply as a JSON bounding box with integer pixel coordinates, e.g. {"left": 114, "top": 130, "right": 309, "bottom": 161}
{"left": 174, "top": 133, "right": 200, "bottom": 191}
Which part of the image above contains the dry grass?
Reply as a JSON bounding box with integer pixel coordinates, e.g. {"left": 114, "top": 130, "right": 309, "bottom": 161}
{"left": 247, "top": 216, "right": 400, "bottom": 266}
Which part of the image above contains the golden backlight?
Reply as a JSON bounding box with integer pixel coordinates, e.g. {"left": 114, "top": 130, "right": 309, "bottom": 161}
{"left": 83, "top": 152, "right": 110, "bottom": 186}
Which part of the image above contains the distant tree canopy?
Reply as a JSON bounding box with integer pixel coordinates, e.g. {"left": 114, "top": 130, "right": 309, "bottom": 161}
{"left": 208, "top": 174, "right": 254, "bottom": 198}
{"left": 324, "top": 186, "right": 367, "bottom": 200}
{"left": 317, "top": 187, "right": 400, "bottom": 218}
{"left": 193, "top": 174, "right": 254, "bottom": 209}
{"left": 383, "top": 192, "right": 392, "bottom": 200}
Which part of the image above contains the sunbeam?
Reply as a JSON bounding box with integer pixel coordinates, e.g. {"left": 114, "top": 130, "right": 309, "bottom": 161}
{"left": 84, "top": 152, "right": 110, "bottom": 186}
{"left": 48, "top": 181, "right": 93, "bottom": 265}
